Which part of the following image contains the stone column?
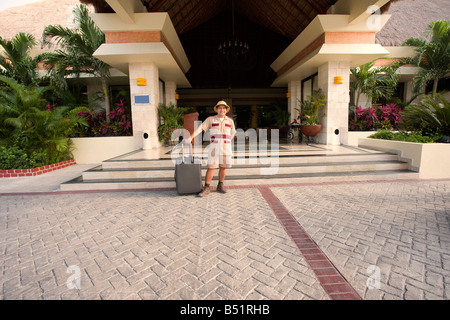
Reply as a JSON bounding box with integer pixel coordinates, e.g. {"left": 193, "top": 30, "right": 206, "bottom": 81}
{"left": 288, "top": 80, "right": 301, "bottom": 123}
{"left": 404, "top": 79, "right": 416, "bottom": 103}
{"left": 129, "top": 62, "right": 161, "bottom": 150}
{"left": 317, "top": 62, "right": 350, "bottom": 145}
{"left": 165, "top": 81, "right": 177, "bottom": 106}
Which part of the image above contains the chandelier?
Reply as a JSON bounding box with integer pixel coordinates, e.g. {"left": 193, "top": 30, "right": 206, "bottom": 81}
{"left": 218, "top": 37, "right": 249, "bottom": 56}
{"left": 217, "top": 0, "right": 250, "bottom": 68}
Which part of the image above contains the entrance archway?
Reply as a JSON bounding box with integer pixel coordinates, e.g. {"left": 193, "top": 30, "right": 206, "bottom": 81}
{"left": 87, "top": 0, "right": 394, "bottom": 148}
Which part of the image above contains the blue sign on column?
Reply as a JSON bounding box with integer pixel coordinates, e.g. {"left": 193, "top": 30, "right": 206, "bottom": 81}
{"left": 134, "top": 95, "right": 150, "bottom": 104}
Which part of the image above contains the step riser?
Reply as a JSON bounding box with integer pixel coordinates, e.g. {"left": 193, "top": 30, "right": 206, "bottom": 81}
{"left": 61, "top": 149, "right": 416, "bottom": 191}
{"left": 82, "top": 163, "right": 409, "bottom": 180}
{"left": 60, "top": 172, "right": 420, "bottom": 191}
{"left": 102, "top": 154, "right": 400, "bottom": 169}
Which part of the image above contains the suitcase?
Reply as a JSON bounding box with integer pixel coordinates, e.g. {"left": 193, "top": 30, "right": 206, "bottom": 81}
{"left": 174, "top": 142, "right": 203, "bottom": 195}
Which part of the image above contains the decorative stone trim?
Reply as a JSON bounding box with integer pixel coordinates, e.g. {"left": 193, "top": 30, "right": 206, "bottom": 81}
{"left": 105, "top": 30, "right": 162, "bottom": 44}
{"left": 257, "top": 185, "right": 362, "bottom": 300}
{"left": 0, "top": 159, "right": 76, "bottom": 178}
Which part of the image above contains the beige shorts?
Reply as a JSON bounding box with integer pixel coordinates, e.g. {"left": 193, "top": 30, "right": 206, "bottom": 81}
{"left": 207, "top": 143, "right": 233, "bottom": 168}
{"left": 207, "top": 154, "right": 232, "bottom": 169}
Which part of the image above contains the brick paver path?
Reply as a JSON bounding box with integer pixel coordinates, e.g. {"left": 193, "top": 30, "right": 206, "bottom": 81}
{"left": 1, "top": 179, "right": 449, "bottom": 300}
{"left": 272, "top": 180, "right": 450, "bottom": 299}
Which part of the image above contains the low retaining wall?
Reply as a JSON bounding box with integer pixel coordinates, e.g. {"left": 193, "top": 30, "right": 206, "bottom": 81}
{"left": 71, "top": 136, "right": 135, "bottom": 164}
{"left": 347, "top": 131, "right": 375, "bottom": 146}
{"left": 0, "top": 159, "right": 76, "bottom": 178}
{"left": 359, "top": 138, "right": 450, "bottom": 179}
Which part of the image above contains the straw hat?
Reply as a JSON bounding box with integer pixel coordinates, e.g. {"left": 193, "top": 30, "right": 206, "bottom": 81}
{"left": 214, "top": 100, "right": 230, "bottom": 113}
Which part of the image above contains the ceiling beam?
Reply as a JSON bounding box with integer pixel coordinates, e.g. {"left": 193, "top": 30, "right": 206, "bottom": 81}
{"left": 147, "top": 0, "right": 168, "bottom": 11}
{"left": 166, "top": 0, "right": 180, "bottom": 11}
{"left": 165, "top": 0, "right": 185, "bottom": 26}
{"left": 303, "top": 0, "right": 324, "bottom": 14}
{"left": 105, "top": 0, "right": 146, "bottom": 23}
{"left": 247, "top": 0, "right": 289, "bottom": 37}
{"left": 178, "top": 0, "right": 210, "bottom": 34}
{"left": 262, "top": 0, "right": 301, "bottom": 37}
{"left": 272, "top": 0, "right": 309, "bottom": 36}
{"left": 286, "top": 0, "right": 314, "bottom": 24}
{"left": 349, "top": 0, "right": 390, "bottom": 25}
{"left": 331, "top": 0, "right": 391, "bottom": 25}
{"left": 180, "top": 1, "right": 225, "bottom": 34}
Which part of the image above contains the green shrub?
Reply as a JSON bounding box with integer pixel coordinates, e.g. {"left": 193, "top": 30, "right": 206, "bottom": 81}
{"left": 369, "top": 129, "right": 442, "bottom": 143}
{"left": 0, "top": 75, "right": 86, "bottom": 165}
{"left": 0, "top": 146, "right": 44, "bottom": 169}
{"left": 368, "top": 129, "right": 394, "bottom": 140}
{"left": 401, "top": 94, "right": 450, "bottom": 136}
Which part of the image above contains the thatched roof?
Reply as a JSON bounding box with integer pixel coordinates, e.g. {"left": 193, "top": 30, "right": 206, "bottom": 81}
{"left": 2, "top": 0, "right": 445, "bottom": 48}
{"left": 376, "top": 0, "right": 450, "bottom": 46}
{"left": 0, "top": 0, "right": 94, "bottom": 45}
{"left": 81, "top": 0, "right": 340, "bottom": 39}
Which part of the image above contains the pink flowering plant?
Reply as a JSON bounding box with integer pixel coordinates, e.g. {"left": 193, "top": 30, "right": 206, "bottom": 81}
{"left": 349, "top": 104, "right": 402, "bottom": 131}
{"left": 73, "top": 99, "right": 132, "bottom": 137}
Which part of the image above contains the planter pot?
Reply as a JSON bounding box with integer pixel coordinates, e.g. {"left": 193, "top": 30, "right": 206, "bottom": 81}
{"left": 300, "top": 125, "right": 322, "bottom": 137}
{"left": 166, "top": 128, "right": 183, "bottom": 146}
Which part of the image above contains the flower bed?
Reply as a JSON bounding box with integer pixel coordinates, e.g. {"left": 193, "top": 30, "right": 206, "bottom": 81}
{"left": 349, "top": 104, "right": 402, "bottom": 131}
{"left": 0, "top": 159, "right": 76, "bottom": 178}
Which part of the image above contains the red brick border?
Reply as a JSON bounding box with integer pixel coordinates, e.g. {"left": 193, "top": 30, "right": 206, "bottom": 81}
{"left": 257, "top": 185, "right": 362, "bottom": 300}
{"left": 0, "top": 159, "right": 76, "bottom": 178}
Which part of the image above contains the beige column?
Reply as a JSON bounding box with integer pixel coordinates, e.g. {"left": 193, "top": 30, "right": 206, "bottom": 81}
{"left": 165, "top": 81, "right": 177, "bottom": 106}
{"left": 317, "top": 62, "right": 350, "bottom": 145}
{"left": 404, "top": 79, "right": 418, "bottom": 103}
{"left": 129, "top": 62, "right": 161, "bottom": 150}
{"left": 288, "top": 80, "right": 301, "bottom": 123}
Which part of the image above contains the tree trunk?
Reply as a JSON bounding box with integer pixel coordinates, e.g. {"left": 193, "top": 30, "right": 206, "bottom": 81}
{"left": 354, "top": 90, "right": 361, "bottom": 121}
{"left": 101, "top": 77, "right": 110, "bottom": 123}
{"left": 432, "top": 78, "right": 439, "bottom": 98}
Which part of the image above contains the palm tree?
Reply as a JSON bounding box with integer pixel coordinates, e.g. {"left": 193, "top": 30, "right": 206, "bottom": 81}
{"left": 42, "top": 4, "right": 111, "bottom": 122}
{"left": 350, "top": 60, "right": 400, "bottom": 119}
{"left": 351, "top": 60, "right": 400, "bottom": 107}
{"left": 0, "top": 33, "right": 42, "bottom": 87}
{"left": 0, "top": 75, "right": 88, "bottom": 163}
{"left": 403, "top": 20, "right": 450, "bottom": 97}
{"left": 401, "top": 94, "right": 450, "bottom": 136}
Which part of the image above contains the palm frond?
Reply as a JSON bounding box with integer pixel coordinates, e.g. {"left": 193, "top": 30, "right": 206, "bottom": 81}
{"left": 402, "top": 94, "right": 450, "bottom": 135}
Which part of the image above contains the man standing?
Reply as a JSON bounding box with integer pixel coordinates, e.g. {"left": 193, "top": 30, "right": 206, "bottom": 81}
{"left": 186, "top": 100, "right": 236, "bottom": 197}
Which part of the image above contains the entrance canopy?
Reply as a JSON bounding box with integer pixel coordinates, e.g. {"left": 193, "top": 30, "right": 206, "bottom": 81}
{"left": 81, "top": 0, "right": 396, "bottom": 148}
{"left": 82, "top": 0, "right": 395, "bottom": 37}
{"left": 83, "top": 0, "right": 394, "bottom": 89}
{"left": 84, "top": 0, "right": 338, "bottom": 38}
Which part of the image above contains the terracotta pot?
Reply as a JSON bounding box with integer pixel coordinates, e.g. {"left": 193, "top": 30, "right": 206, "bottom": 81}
{"left": 300, "top": 124, "right": 322, "bottom": 137}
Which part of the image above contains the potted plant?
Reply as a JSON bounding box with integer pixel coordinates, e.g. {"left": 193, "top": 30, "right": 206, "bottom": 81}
{"left": 269, "top": 103, "right": 290, "bottom": 138}
{"left": 157, "top": 102, "right": 188, "bottom": 145}
{"left": 296, "top": 89, "right": 327, "bottom": 137}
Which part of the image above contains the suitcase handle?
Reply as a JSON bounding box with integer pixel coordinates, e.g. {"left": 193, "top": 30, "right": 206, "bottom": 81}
{"left": 182, "top": 140, "right": 194, "bottom": 163}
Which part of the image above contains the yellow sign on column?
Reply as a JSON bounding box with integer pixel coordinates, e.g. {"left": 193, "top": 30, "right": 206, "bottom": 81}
{"left": 137, "top": 78, "right": 147, "bottom": 86}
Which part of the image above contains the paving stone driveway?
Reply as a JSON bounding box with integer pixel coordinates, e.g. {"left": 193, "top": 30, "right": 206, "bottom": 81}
{"left": 273, "top": 180, "right": 450, "bottom": 299}
{"left": 1, "top": 179, "right": 449, "bottom": 300}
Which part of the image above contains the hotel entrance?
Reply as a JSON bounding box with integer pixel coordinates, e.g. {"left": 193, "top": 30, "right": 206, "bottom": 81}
{"left": 176, "top": 88, "right": 289, "bottom": 131}
{"left": 88, "top": 0, "right": 394, "bottom": 148}
{"left": 174, "top": 3, "right": 292, "bottom": 132}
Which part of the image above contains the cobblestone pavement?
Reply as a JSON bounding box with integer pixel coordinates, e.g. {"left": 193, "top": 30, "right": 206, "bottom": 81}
{"left": 1, "top": 179, "right": 449, "bottom": 300}
{"left": 272, "top": 180, "right": 450, "bottom": 299}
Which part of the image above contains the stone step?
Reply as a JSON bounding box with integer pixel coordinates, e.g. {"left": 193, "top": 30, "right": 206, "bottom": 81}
{"left": 101, "top": 152, "right": 400, "bottom": 169}
{"left": 60, "top": 170, "right": 419, "bottom": 191}
{"left": 60, "top": 146, "right": 416, "bottom": 192}
{"left": 82, "top": 160, "right": 409, "bottom": 181}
